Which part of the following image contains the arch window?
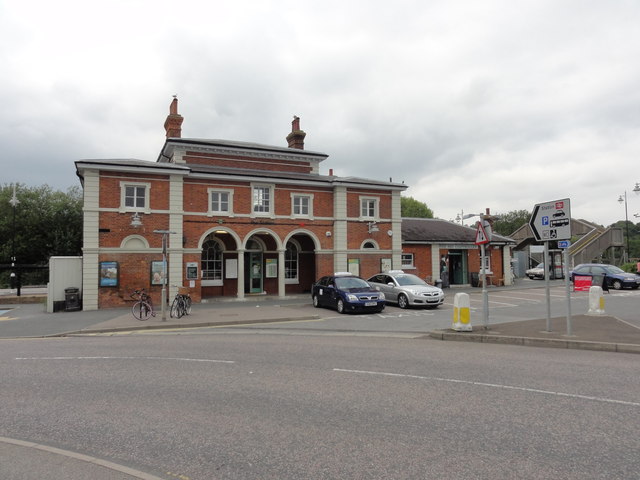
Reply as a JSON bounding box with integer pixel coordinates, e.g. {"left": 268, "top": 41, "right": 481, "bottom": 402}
{"left": 202, "top": 239, "right": 223, "bottom": 281}
{"left": 285, "top": 241, "right": 299, "bottom": 282}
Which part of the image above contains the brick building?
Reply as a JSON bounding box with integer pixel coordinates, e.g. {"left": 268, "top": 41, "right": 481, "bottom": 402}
{"left": 401, "top": 216, "right": 515, "bottom": 287}
{"left": 75, "top": 98, "right": 407, "bottom": 310}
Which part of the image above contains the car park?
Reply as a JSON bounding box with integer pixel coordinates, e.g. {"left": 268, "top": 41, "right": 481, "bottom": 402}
{"left": 526, "top": 263, "right": 545, "bottom": 280}
{"left": 367, "top": 270, "right": 445, "bottom": 308}
{"left": 311, "top": 273, "right": 385, "bottom": 314}
{"left": 570, "top": 263, "right": 640, "bottom": 290}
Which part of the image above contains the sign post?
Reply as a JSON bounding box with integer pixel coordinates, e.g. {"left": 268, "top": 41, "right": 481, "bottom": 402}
{"left": 529, "top": 198, "right": 572, "bottom": 334}
{"left": 475, "top": 221, "right": 491, "bottom": 328}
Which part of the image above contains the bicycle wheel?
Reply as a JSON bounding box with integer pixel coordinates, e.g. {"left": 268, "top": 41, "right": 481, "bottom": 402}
{"left": 170, "top": 297, "right": 181, "bottom": 318}
{"left": 184, "top": 296, "right": 192, "bottom": 315}
{"left": 133, "top": 301, "right": 152, "bottom": 321}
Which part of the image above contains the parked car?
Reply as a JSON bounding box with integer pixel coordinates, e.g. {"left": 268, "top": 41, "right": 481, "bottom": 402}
{"left": 570, "top": 263, "right": 640, "bottom": 290}
{"left": 526, "top": 263, "right": 545, "bottom": 280}
{"left": 311, "top": 273, "right": 386, "bottom": 314}
{"left": 367, "top": 270, "right": 445, "bottom": 308}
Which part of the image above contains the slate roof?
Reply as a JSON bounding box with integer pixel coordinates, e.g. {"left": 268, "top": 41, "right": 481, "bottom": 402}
{"left": 402, "top": 217, "right": 515, "bottom": 245}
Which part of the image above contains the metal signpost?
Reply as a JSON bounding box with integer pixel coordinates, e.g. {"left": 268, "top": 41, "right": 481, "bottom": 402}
{"left": 153, "top": 229, "right": 176, "bottom": 321}
{"left": 475, "top": 220, "right": 491, "bottom": 328}
{"left": 529, "top": 198, "right": 572, "bottom": 334}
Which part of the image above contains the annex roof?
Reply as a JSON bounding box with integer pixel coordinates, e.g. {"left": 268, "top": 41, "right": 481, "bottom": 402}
{"left": 401, "top": 217, "right": 515, "bottom": 245}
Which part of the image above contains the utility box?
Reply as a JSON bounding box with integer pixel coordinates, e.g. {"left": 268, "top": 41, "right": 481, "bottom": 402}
{"left": 64, "top": 287, "right": 81, "bottom": 311}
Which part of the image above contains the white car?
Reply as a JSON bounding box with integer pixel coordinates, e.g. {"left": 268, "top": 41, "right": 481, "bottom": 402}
{"left": 367, "top": 270, "right": 445, "bottom": 309}
{"left": 526, "top": 263, "right": 545, "bottom": 279}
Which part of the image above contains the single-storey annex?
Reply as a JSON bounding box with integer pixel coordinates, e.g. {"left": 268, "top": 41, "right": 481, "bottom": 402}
{"left": 75, "top": 98, "right": 408, "bottom": 310}
{"left": 401, "top": 216, "right": 515, "bottom": 287}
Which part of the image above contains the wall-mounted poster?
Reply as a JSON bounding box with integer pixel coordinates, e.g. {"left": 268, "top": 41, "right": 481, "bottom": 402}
{"left": 265, "top": 258, "right": 278, "bottom": 278}
{"left": 348, "top": 258, "right": 360, "bottom": 276}
{"left": 99, "top": 261, "right": 119, "bottom": 287}
{"left": 380, "top": 258, "right": 392, "bottom": 272}
{"left": 150, "top": 261, "right": 166, "bottom": 285}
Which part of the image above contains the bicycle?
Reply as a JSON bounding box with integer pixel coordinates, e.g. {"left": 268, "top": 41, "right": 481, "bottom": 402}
{"left": 170, "top": 286, "right": 192, "bottom": 318}
{"left": 130, "top": 289, "right": 155, "bottom": 320}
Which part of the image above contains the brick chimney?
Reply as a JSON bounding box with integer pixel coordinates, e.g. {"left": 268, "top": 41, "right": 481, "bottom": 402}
{"left": 286, "top": 115, "right": 306, "bottom": 149}
{"left": 164, "top": 96, "right": 183, "bottom": 138}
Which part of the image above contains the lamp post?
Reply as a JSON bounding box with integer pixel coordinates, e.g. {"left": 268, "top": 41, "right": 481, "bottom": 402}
{"left": 8, "top": 184, "right": 20, "bottom": 296}
{"left": 618, "top": 192, "right": 630, "bottom": 263}
{"left": 153, "top": 229, "right": 176, "bottom": 321}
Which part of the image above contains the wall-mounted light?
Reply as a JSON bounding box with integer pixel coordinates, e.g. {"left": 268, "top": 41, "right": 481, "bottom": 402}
{"left": 325, "top": 231, "right": 332, "bottom": 237}
{"left": 367, "top": 221, "right": 379, "bottom": 234}
{"left": 387, "top": 230, "right": 393, "bottom": 237}
{"left": 131, "top": 212, "right": 143, "bottom": 227}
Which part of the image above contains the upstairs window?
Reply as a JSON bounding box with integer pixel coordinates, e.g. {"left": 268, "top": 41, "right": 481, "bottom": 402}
{"left": 253, "top": 185, "right": 273, "bottom": 215}
{"left": 291, "top": 194, "right": 313, "bottom": 218}
{"left": 360, "top": 196, "right": 379, "bottom": 219}
{"left": 208, "top": 189, "right": 233, "bottom": 216}
{"left": 120, "top": 181, "right": 150, "bottom": 212}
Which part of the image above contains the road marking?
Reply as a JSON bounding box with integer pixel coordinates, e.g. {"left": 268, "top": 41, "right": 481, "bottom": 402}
{"left": 15, "top": 356, "right": 235, "bottom": 364}
{"left": 333, "top": 368, "right": 640, "bottom": 408}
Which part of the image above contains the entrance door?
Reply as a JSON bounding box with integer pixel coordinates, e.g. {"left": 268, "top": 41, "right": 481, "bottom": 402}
{"left": 247, "top": 252, "right": 263, "bottom": 293}
{"left": 448, "top": 250, "right": 468, "bottom": 285}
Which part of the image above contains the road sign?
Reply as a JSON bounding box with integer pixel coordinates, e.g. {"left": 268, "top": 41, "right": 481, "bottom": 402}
{"left": 529, "top": 198, "right": 571, "bottom": 242}
{"left": 475, "top": 222, "right": 490, "bottom": 245}
{"left": 558, "top": 240, "right": 571, "bottom": 248}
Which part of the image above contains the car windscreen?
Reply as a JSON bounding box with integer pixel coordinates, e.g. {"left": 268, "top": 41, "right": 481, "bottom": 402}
{"left": 394, "top": 274, "right": 426, "bottom": 286}
{"left": 335, "top": 277, "right": 370, "bottom": 289}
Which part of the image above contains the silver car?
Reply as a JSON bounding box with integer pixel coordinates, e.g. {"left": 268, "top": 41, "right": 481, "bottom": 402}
{"left": 367, "top": 271, "right": 445, "bottom": 309}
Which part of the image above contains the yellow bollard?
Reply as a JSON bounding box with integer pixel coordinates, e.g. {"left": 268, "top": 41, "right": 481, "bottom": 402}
{"left": 452, "top": 292, "right": 472, "bottom": 331}
{"left": 587, "top": 286, "right": 605, "bottom": 315}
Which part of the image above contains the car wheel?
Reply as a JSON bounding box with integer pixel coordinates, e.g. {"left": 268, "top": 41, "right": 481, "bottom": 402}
{"left": 612, "top": 280, "right": 623, "bottom": 290}
{"left": 337, "top": 299, "right": 345, "bottom": 314}
{"left": 397, "top": 294, "right": 409, "bottom": 309}
{"left": 312, "top": 295, "right": 320, "bottom": 308}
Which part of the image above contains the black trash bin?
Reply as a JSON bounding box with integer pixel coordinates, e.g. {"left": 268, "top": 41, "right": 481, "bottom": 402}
{"left": 470, "top": 272, "right": 479, "bottom": 287}
{"left": 64, "top": 287, "right": 81, "bottom": 311}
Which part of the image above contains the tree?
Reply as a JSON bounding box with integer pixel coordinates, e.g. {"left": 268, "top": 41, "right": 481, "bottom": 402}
{"left": 401, "top": 196, "right": 434, "bottom": 218}
{"left": 493, "top": 209, "right": 531, "bottom": 236}
{"left": 0, "top": 184, "right": 83, "bottom": 286}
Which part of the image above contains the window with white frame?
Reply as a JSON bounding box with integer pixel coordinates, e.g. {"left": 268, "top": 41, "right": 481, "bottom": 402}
{"left": 285, "top": 241, "right": 299, "bottom": 282}
{"left": 208, "top": 189, "right": 233, "bottom": 215}
{"left": 360, "top": 196, "right": 378, "bottom": 219}
{"left": 201, "top": 239, "right": 223, "bottom": 282}
{"left": 480, "top": 254, "right": 492, "bottom": 274}
{"left": 120, "top": 181, "right": 150, "bottom": 212}
{"left": 253, "top": 184, "right": 273, "bottom": 215}
{"left": 401, "top": 253, "right": 414, "bottom": 268}
{"left": 291, "top": 194, "right": 313, "bottom": 217}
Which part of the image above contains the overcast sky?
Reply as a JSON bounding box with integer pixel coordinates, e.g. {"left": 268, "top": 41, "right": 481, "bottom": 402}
{"left": 2, "top": 0, "right": 640, "bottom": 226}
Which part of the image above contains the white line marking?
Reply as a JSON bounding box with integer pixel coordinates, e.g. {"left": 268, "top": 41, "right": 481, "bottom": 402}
{"left": 333, "top": 368, "right": 640, "bottom": 408}
{"left": 15, "top": 356, "right": 235, "bottom": 363}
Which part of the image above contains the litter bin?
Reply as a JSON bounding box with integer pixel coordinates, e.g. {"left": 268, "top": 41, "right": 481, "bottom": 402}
{"left": 470, "top": 272, "right": 479, "bottom": 287}
{"left": 64, "top": 287, "right": 81, "bottom": 311}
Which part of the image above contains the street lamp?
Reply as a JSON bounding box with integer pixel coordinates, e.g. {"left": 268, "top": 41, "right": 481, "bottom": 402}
{"left": 153, "top": 229, "right": 176, "bottom": 321}
{"left": 618, "top": 192, "right": 631, "bottom": 263}
{"left": 456, "top": 211, "right": 482, "bottom": 226}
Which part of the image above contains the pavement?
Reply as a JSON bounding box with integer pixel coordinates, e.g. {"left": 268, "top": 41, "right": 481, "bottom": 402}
{"left": 1, "top": 283, "right": 640, "bottom": 478}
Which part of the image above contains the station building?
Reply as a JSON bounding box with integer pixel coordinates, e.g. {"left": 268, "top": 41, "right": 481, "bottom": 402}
{"left": 75, "top": 99, "right": 407, "bottom": 310}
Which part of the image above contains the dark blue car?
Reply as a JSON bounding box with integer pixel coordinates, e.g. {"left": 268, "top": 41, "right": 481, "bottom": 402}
{"left": 312, "top": 273, "right": 386, "bottom": 314}
{"left": 570, "top": 263, "right": 640, "bottom": 290}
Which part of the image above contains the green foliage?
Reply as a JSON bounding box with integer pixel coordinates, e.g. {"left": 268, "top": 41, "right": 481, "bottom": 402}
{"left": 0, "top": 184, "right": 83, "bottom": 286}
{"left": 610, "top": 220, "right": 640, "bottom": 261}
{"left": 401, "top": 196, "right": 434, "bottom": 218}
{"left": 493, "top": 209, "right": 531, "bottom": 236}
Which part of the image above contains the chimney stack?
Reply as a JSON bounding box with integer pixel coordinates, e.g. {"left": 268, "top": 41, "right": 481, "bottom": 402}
{"left": 164, "top": 96, "right": 184, "bottom": 138}
{"left": 286, "top": 115, "right": 306, "bottom": 149}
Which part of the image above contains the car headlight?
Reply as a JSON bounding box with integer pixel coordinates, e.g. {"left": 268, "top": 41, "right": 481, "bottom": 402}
{"left": 347, "top": 294, "right": 358, "bottom": 302}
{"left": 379, "top": 292, "right": 385, "bottom": 300}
